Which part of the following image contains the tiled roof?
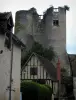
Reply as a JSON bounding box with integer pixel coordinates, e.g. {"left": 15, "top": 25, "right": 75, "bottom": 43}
{"left": 12, "top": 34, "right": 26, "bottom": 48}
{"left": 0, "top": 12, "right": 12, "bottom": 20}
{"left": 0, "top": 12, "right": 14, "bottom": 30}
{"left": 0, "top": 12, "right": 25, "bottom": 48}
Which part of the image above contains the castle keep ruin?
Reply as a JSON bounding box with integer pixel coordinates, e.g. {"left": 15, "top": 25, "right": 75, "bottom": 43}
{"left": 15, "top": 6, "right": 70, "bottom": 75}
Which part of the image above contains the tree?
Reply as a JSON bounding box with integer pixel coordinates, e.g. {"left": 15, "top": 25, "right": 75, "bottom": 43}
{"left": 21, "top": 41, "right": 56, "bottom": 67}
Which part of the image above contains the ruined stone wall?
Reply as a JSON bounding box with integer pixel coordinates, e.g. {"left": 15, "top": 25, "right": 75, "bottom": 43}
{"left": 15, "top": 10, "right": 34, "bottom": 45}
{"left": 14, "top": 6, "right": 71, "bottom": 75}
{"left": 14, "top": 8, "right": 47, "bottom": 49}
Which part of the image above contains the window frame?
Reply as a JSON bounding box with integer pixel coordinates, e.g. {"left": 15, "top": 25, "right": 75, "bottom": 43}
{"left": 30, "top": 67, "right": 37, "bottom": 75}
{"left": 53, "top": 19, "right": 59, "bottom": 26}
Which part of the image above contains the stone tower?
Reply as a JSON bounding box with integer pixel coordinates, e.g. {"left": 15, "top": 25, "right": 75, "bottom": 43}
{"left": 43, "top": 6, "right": 70, "bottom": 74}
{"left": 14, "top": 9, "right": 35, "bottom": 50}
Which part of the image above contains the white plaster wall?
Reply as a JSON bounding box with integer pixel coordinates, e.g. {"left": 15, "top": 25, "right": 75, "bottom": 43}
{"left": 12, "top": 44, "right": 21, "bottom": 100}
{"left": 0, "top": 34, "right": 11, "bottom": 100}
{"left": 0, "top": 34, "right": 21, "bottom": 100}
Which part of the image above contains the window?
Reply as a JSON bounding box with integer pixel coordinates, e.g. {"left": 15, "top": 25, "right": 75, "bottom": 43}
{"left": 53, "top": 20, "right": 59, "bottom": 26}
{"left": 30, "top": 67, "right": 37, "bottom": 75}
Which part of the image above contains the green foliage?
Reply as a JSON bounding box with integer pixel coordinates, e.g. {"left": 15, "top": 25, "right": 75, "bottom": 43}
{"left": 44, "top": 84, "right": 53, "bottom": 93}
{"left": 38, "top": 84, "right": 52, "bottom": 100}
{"left": 21, "top": 41, "right": 56, "bottom": 67}
{"left": 21, "top": 81, "right": 52, "bottom": 100}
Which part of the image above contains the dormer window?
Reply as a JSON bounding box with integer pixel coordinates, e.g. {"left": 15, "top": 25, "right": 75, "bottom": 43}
{"left": 53, "top": 20, "right": 59, "bottom": 26}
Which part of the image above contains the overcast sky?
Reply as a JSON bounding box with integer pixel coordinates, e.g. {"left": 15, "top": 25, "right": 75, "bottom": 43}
{"left": 0, "top": 0, "right": 76, "bottom": 54}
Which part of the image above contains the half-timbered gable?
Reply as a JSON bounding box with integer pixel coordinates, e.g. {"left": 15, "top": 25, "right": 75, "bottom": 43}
{"left": 22, "top": 54, "right": 49, "bottom": 79}
{"left": 21, "top": 53, "right": 57, "bottom": 79}
{"left": 21, "top": 52, "right": 58, "bottom": 95}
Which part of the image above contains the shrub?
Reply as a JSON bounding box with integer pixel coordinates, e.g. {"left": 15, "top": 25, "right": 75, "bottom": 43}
{"left": 44, "top": 84, "right": 52, "bottom": 94}
{"left": 21, "top": 81, "right": 39, "bottom": 100}
{"left": 21, "top": 81, "right": 52, "bottom": 100}
{"left": 38, "top": 84, "right": 52, "bottom": 100}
